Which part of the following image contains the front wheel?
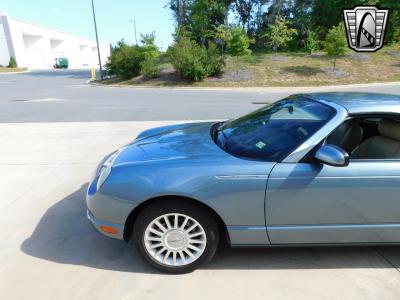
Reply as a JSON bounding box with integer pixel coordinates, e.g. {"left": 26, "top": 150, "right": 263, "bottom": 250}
{"left": 133, "top": 200, "right": 219, "bottom": 274}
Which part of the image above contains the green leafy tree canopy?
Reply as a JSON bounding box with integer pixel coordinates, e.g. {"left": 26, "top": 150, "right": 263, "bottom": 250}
{"left": 227, "top": 26, "right": 252, "bottom": 58}
{"left": 324, "top": 23, "right": 347, "bottom": 71}
{"left": 263, "top": 16, "right": 297, "bottom": 52}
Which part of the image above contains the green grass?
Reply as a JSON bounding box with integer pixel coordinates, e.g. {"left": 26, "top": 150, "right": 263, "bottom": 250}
{"left": 102, "top": 46, "right": 400, "bottom": 88}
{"left": 0, "top": 67, "right": 28, "bottom": 73}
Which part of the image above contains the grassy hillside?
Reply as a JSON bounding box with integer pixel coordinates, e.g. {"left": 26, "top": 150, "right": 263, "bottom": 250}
{"left": 103, "top": 47, "right": 400, "bottom": 88}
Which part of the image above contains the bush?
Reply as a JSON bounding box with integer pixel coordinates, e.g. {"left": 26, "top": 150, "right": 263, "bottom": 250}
{"left": 169, "top": 37, "right": 224, "bottom": 81}
{"left": 140, "top": 37, "right": 161, "bottom": 78}
{"left": 305, "top": 31, "right": 319, "bottom": 54}
{"left": 8, "top": 56, "right": 17, "bottom": 68}
{"left": 107, "top": 35, "right": 163, "bottom": 80}
{"left": 106, "top": 43, "right": 142, "bottom": 80}
{"left": 141, "top": 55, "right": 160, "bottom": 78}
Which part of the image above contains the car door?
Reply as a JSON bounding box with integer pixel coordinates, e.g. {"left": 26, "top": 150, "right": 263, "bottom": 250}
{"left": 266, "top": 159, "right": 400, "bottom": 244}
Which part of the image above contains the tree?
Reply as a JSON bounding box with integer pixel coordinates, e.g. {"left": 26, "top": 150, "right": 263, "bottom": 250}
{"left": 189, "top": 0, "right": 226, "bottom": 45}
{"left": 8, "top": 56, "right": 17, "bottom": 68}
{"left": 305, "top": 30, "right": 319, "bottom": 54}
{"left": 324, "top": 23, "right": 347, "bottom": 72}
{"left": 206, "top": 24, "right": 230, "bottom": 59}
{"left": 227, "top": 26, "right": 252, "bottom": 75}
{"left": 169, "top": 0, "right": 193, "bottom": 26}
{"left": 263, "top": 16, "right": 297, "bottom": 52}
{"left": 234, "top": 0, "right": 256, "bottom": 31}
{"left": 264, "top": 0, "right": 293, "bottom": 25}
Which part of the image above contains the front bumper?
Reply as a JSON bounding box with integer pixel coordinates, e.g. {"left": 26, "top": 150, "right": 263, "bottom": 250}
{"left": 86, "top": 179, "right": 136, "bottom": 241}
{"left": 86, "top": 209, "right": 124, "bottom": 240}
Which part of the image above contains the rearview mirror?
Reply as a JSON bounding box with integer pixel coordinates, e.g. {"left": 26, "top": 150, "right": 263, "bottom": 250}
{"left": 315, "top": 144, "right": 349, "bottom": 167}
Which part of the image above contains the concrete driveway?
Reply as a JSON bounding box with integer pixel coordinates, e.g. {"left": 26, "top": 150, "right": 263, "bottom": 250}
{"left": 1, "top": 70, "right": 400, "bottom": 299}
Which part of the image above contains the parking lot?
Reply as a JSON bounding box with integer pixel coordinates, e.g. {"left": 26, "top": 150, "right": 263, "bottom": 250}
{"left": 2, "top": 70, "right": 400, "bottom": 299}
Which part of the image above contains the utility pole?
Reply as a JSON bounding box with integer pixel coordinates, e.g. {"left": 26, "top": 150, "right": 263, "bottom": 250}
{"left": 91, "top": 0, "right": 103, "bottom": 80}
{"left": 129, "top": 20, "right": 138, "bottom": 45}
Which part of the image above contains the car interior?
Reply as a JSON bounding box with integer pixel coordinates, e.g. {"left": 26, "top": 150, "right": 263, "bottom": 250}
{"left": 326, "top": 117, "right": 400, "bottom": 160}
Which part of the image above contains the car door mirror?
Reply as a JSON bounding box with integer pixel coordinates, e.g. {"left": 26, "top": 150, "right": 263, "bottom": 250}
{"left": 315, "top": 144, "right": 349, "bottom": 167}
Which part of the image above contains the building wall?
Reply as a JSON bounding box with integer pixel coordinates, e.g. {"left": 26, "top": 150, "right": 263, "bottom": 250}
{"left": 0, "top": 14, "right": 109, "bottom": 69}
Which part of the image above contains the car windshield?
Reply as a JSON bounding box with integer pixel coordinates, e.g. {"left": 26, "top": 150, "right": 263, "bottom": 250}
{"left": 215, "top": 96, "right": 336, "bottom": 161}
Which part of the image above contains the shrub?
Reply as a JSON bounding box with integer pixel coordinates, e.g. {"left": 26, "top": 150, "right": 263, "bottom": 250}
{"left": 169, "top": 37, "right": 224, "bottom": 81}
{"left": 206, "top": 42, "right": 224, "bottom": 75}
{"left": 8, "top": 56, "right": 17, "bottom": 68}
{"left": 140, "top": 33, "right": 161, "bottom": 78}
{"left": 305, "top": 31, "right": 320, "bottom": 54}
{"left": 106, "top": 43, "right": 142, "bottom": 80}
{"left": 141, "top": 55, "right": 160, "bottom": 78}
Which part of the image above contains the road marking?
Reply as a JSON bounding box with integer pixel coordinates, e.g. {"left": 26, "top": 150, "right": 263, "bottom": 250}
{"left": 11, "top": 97, "right": 63, "bottom": 102}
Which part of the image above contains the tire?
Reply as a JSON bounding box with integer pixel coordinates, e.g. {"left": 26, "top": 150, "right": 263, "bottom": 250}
{"left": 133, "top": 200, "right": 219, "bottom": 274}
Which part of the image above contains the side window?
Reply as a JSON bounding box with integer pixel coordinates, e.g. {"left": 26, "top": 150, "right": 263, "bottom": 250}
{"left": 351, "top": 118, "right": 400, "bottom": 160}
{"left": 326, "top": 119, "right": 364, "bottom": 154}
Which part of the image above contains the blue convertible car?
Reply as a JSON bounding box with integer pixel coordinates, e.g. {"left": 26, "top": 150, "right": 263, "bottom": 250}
{"left": 87, "top": 92, "right": 400, "bottom": 273}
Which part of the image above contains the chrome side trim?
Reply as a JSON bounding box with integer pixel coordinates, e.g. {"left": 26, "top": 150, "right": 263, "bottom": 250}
{"left": 269, "top": 175, "right": 400, "bottom": 180}
{"left": 282, "top": 99, "right": 348, "bottom": 163}
{"left": 227, "top": 225, "right": 267, "bottom": 231}
{"left": 269, "top": 223, "right": 400, "bottom": 231}
{"left": 215, "top": 175, "right": 270, "bottom": 180}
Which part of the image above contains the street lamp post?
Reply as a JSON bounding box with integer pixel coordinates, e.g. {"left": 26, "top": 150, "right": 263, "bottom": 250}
{"left": 91, "top": 0, "right": 103, "bottom": 80}
{"left": 129, "top": 20, "right": 138, "bottom": 45}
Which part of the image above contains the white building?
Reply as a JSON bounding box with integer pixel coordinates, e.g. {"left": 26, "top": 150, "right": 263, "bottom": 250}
{"left": 0, "top": 13, "right": 109, "bottom": 69}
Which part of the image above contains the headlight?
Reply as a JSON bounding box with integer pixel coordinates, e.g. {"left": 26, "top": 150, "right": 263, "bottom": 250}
{"left": 95, "top": 147, "right": 125, "bottom": 191}
{"left": 97, "top": 165, "right": 112, "bottom": 191}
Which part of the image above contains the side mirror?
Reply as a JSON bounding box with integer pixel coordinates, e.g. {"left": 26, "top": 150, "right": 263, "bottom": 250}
{"left": 315, "top": 144, "right": 349, "bottom": 167}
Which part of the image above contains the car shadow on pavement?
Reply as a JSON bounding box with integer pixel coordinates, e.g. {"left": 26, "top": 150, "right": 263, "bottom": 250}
{"left": 21, "top": 184, "right": 400, "bottom": 274}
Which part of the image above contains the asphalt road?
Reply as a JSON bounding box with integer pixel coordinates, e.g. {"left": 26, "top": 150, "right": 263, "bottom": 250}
{"left": 2, "top": 70, "right": 400, "bottom": 299}
{"left": 1, "top": 69, "right": 400, "bottom": 122}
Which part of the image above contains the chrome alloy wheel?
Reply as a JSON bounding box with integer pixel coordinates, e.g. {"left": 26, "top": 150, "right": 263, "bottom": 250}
{"left": 143, "top": 213, "right": 207, "bottom": 266}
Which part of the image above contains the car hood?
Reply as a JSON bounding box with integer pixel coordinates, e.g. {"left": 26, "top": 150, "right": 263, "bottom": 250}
{"left": 113, "top": 122, "right": 228, "bottom": 165}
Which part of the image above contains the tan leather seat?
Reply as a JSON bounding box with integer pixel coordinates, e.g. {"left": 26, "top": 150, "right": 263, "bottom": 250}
{"left": 327, "top": 120, "right": 364, "bottom": 154}
{"left": 352, "top": 119, "right": 400, "bottom": 159}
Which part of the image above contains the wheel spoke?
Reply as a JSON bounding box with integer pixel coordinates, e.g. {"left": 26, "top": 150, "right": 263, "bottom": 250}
{"left": 186, "top": 223, "right": 197, "bottom": 233}
{"left": 163, "top": 250, "right": 171, "bottom": 263}
{"left": 179, "top": 251, "right": 186, "bottom": 264}
{"left": 149, "top": 228, "right": 163, "bottom": 236}
{"left": 145, "top": 236, "right": 162, "bottom": 242}
{"left": 164, "top": 216, "right": 172, "bottom": 229}
{"left": 180, "top": 217, "right": 189, "bottom": 230}
{"left": 148, "top": 242, "right": 163, "bottom": 249}
{"left": 189, "top": 239, "right": 206, "bottom": 244}
{"left": 184, "top": 249, "right": 196, "bottom": 259}
{"left": 154, "top": 220, "right": 167, "bottom": 232}
{"left": 173, "top": 252, "right": 177, "bottom": 265}
{"left": 174, "top": 214, "right": 179, "bottom": 229}
{"left": 187, "top": 244, "right": 201, "bottom": 252}
{"left": 189, "top": 232, "right": 204, "bottom": 238}
{"left": 156, "top": 247, "right": 167, "bottom": 256}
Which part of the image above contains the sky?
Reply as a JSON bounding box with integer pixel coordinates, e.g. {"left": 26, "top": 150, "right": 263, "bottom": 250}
{"left": 0, "top": 0, "right": 175, "bottom": 50}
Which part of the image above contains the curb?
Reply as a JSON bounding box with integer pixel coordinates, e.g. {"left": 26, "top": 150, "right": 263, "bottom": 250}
{"left": 0, "top": 69, "right": 30, "bottom": 75}
{"left": 88, "top": 81, "right": 400, "bottom": 92}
